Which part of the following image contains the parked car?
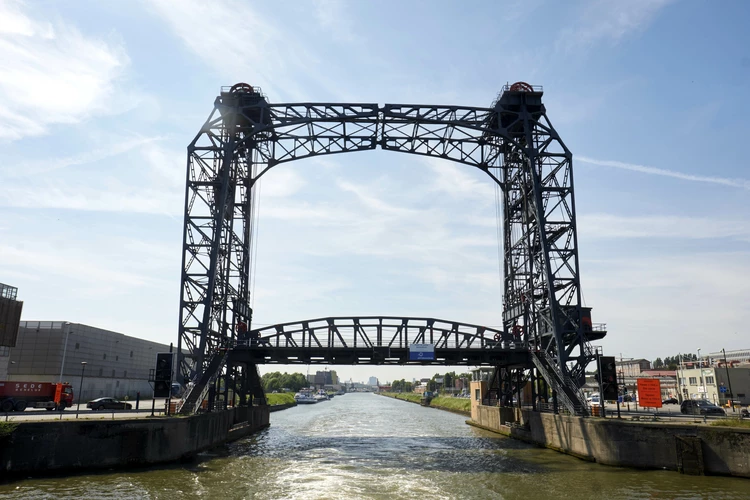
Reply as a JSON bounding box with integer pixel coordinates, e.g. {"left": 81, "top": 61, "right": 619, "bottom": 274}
{"left": 680, "top": 399, "right": 725, "bottom": 416}
{"left": 87, "top": 397, "right": 133, "bottom": 411}
{"left": 662, "top": 397, "right": 679, "bottom": 405}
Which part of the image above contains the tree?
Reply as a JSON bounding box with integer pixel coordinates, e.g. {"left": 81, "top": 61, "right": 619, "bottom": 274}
{"left": 261, "top": 371, "right": 308, "bottom": 392}
{"left": 444, "top": 371, "right": 455, "bottom": 391}
{"left": 653, "top": 357, "right": 663, "bottom": 368}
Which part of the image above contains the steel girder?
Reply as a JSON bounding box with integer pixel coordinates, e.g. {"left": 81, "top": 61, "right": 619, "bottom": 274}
{"left": 251, "top": 316, "right": 510, "bottom": 350}
{"left": 177, "top": 83, "right": 602, "bottom": 415}
{"left": 230, "top": 316, "right": 530, "bottom": 367}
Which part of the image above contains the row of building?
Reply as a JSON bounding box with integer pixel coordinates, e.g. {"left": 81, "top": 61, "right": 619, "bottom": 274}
{"left": 617, "top": 355, "right": 750, "bottom": 407}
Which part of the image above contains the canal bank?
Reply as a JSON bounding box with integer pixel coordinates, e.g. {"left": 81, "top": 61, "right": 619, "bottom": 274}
{"left": 469, "top": 402, "right": 750, "bottom": 478}
{"left": 376, "top": 392, "right": 471, "bottom": 416}
{"left": 0, "top": 405, "right": 269, "bottom": 478}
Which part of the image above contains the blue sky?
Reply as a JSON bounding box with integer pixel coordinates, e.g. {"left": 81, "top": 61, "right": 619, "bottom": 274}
{"left": 1, "top": 0, "right": 749, "bottom": 383}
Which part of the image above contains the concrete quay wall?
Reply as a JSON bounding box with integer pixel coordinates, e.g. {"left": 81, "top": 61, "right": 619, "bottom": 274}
{"left": 470, "top": 405, "right": 750, "bottom": 477}
{"left": 0, "top": 405, "right": 270, "bottom": 477}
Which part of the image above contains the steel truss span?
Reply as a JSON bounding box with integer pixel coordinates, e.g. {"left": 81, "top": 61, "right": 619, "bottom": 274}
{"left": 177, "top": 82, "right": 606, "bottom": 415}
{"left": 230, "top": 316, "right": 529, "bottom": 366}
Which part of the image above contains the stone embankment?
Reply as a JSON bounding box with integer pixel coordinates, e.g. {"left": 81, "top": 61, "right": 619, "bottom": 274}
{"left": 469, "top": 404, "right": 750, "bottom": 478}
{"left": 0, "top": 405, "right": 270, "bottom": 478}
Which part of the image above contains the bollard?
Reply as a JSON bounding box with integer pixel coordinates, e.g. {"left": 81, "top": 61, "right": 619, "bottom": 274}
{"left": 136, "top": 392, "right": 140, "bottom": 410}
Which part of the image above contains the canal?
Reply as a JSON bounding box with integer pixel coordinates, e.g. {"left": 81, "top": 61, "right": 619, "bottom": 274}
{"left": 1, "top": 392, "right": 747, "bottom": 499}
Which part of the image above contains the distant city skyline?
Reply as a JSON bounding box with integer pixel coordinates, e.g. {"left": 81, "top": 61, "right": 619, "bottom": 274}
{"left": 2, "top": 1, "right": 749, "bottom": 382}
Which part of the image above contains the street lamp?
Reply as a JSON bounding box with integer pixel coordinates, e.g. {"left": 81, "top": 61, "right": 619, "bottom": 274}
{"left": 77, "top": 361, "right": 87, "bottom": 419}
{"left": 697, "top": 349, "right": 705, "bottom": 398}
{"left": 59, "top": 322, "right": 71, "bottom": 383}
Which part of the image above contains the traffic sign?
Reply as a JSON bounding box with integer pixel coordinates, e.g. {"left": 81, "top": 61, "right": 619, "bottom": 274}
{"left": 409, "top": 344, "right": 435, "bottom": 361}
{"left": 637, "top": 378, "right": 662, "bottom": 408}
{"left": 720, "top": 386, "right": 727, "bottom": 393}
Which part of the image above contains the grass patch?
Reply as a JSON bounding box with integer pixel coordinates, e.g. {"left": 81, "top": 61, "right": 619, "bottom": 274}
{"left": 0, "top": 422, "right": 18, "bottom": 438}
{"left": 710, "top": 418, "right": 750, "bottom": 429}
{"left": 380, "top": 392, "right": 422, "bottom": 403}
{"left": 431, "top": 396, "right": 471, "bottom": 413}
{"left": 266, "top": 393, "right": 296, "bottom": 406}
{"left": 380, "top": 392, "right": 471, "bottom": 412}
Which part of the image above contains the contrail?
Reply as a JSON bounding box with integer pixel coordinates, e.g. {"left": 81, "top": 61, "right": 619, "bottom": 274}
{"left": 577, "top": 156, "right": 750, "bottom": 190}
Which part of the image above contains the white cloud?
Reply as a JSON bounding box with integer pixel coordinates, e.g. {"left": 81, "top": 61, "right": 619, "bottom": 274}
{"left": 0, "top": 243, "right": 154, "bottom": 289}
{"left": 311, "top": 0, "right": 358, "bottom": 43}
{"left": 4, "top": 135, "right": 160, "bottom": 178}
{"left": 586, "top": 252, "right": 750, "bottom": 355}
{"left": 0, "top": 0, "right": 130, "bottom": 140}
{"left": 337, "top": 179, "right": 419, "bottom": 216}
{"left": 148, "top": 0, "right": 345, "bottom": 100}
{"left": 580, "top": 213, "right": 750, "bottom": 241}
{"left": 578, "top": 155, "right": 750, "bottom": 190}
{"left": 0, "top": 182, "right": 180, "bottom": 215}
{"left": 557, "top": 0, "right": 674, "bottom": 53}
{"left": 424, "top": 158, "right": 496, "bottom": 200}
{"left": 257, "top": 168, "right": 306, "bottom": 198}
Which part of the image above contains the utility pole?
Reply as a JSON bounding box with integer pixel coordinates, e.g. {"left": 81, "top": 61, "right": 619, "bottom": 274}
{"left": 697, "top": 349, "right": 705, "bottom": 398}
{"left": 76, "top": 361, "right": 87, "bottom": 419}
{"left": 722, "top": 348, "right": 736, "bottom": 413}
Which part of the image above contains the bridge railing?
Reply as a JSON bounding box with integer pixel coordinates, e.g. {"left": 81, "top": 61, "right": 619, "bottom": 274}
{"left": 240, "top": 316, "right": 527, "bottom": 351}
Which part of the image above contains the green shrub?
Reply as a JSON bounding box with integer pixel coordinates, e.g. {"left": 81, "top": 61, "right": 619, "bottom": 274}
{"left": 0, "top": 422, "right": 18, "bottom": 438}
{"left": 266, "top": 392, "right": 296, "bottom": 406}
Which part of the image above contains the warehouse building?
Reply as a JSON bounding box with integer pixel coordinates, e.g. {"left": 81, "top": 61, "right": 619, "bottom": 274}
{"left": 6, "top": 321, "right": 173, "bottom": 401}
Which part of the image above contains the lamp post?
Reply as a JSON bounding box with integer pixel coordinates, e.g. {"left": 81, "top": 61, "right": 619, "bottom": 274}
{"left": 722, "top": 348, "right": 736, "bottom": 413}
{"left": 697, "top": 349, "right": 705, "bottom": 398}
{"left": 77, "top": 361, "right": 87, "bottom": 419}
{"left": 59, "top": 322, "right": 71, "bottom": 383}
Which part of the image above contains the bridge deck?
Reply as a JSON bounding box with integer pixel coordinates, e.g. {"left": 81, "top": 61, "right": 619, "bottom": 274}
{"left": 228, "top": 345, "right": 531, "bottom": 367}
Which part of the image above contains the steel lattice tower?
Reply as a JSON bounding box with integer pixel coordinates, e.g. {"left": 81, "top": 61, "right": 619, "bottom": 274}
{"left": 176, "top": 82, "right": 604, "bottom": 415}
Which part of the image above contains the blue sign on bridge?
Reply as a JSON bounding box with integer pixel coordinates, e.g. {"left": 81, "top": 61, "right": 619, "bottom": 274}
{"left": 409, "top": 344, "right": 435, "bottom": 361}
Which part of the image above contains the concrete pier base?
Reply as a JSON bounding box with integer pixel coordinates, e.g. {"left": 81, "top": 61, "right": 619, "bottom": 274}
{"left": 0, "top": 405, "right": 269, "bottom": 478}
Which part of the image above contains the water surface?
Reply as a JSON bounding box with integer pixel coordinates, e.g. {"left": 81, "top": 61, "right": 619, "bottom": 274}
{"left": 1, "top": 393, "right": 747, "bottom": 499}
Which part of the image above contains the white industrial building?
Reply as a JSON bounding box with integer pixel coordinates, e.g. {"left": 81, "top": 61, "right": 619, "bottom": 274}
{"left": 678, "top": 365, "right": 750, "bottom": 406}
{"left": 5, "top": 321, "right": 173, "bottom": 401}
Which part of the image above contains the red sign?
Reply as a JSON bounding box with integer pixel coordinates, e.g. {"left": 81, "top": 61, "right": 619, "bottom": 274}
{"left": 637, "top": 378, "right": 662, "bottom": 408}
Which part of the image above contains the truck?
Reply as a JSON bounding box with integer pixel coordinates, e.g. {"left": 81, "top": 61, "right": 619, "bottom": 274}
{"left": 0, "top": 381, "right": 74, "bottom": 412}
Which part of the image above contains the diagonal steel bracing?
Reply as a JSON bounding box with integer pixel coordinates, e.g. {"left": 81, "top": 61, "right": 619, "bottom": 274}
{"left": 177, "top": 82, "right": 606, "bottom": 415}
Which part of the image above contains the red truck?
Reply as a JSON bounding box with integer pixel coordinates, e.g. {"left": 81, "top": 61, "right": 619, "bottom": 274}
{"left": 0, "top": 381, "right": 74, "bottom": 412}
